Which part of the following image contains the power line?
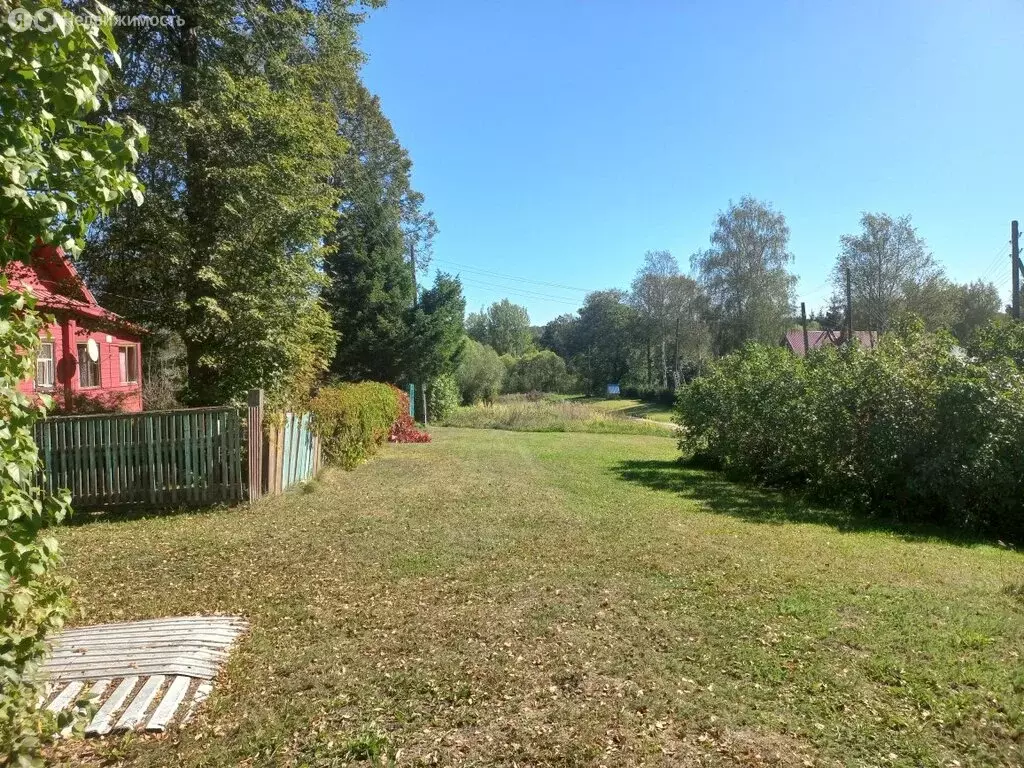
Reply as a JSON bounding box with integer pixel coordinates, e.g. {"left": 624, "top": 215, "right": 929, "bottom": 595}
{"left": 978, "top": 243, "right": 1011, "bottom": 283}
{"left": 799, "top": 277, "right": 834, "bottom": 297}
{"left": 457, "top": 277, "right": 582, "bottom": 307}
{"left": 434, "top": 258, "right": 595, "bottom": 294}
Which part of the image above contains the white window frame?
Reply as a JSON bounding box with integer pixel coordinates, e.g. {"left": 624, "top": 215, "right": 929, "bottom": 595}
{"left": 119, "top": 344, "right": 139, "bottom": 384}
{"left": 77, "top": 342, "right": 100, "bottom": 389}
{"left": 35, "top": 341, "right": 55, "bottom": 389}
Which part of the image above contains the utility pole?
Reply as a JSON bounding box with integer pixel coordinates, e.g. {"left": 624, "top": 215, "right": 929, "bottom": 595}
{"left": 408, "top": 240, "right": 428, "bottom": 424}
{"left": 800, "top": 302, "right": 810, "bottom": 357}
{"left": 1012, "top": 220, "right": 1020, "bottom": 321}
{"left": 845, "top": 266, "right": 854, "bottom": 343}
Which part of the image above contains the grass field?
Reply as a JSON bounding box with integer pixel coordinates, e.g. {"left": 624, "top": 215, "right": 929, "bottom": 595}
{"left": 578, "top": 396, "right": 676, "bottom": 423}
{"left": 54, "top": 428, "right": 1023, "bottom": 766}
{"left": 441, "top": 397, "right": 675, "bottom": 436}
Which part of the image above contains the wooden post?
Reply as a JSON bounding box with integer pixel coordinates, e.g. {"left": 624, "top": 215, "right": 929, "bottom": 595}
{"left": 247, "top": 389, "right": 264, "bottom": 502}
{"left": 800, "top": 301, "right": 810, "bottom": 357}
{"left": 1012, "top": 220, "right": 1020, "bottom": 321}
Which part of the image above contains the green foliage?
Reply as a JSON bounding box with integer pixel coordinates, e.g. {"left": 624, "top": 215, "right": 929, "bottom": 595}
{"left": 832, "top": 213, "right": 941, "bottom": 334}
{"left": 677, "top": 320, "right": 1024, "bottom": 540}
{"left": 566, "top": 290, "right": 636, "bottom": 394}
{"left": 407, "top": 273, "right": 467, "bottom": 399}
{"left": 455, "top": 339, "right": 505, "bottom": 404}
{"left": 505, "top": 350, "right": 573, "bottom": 393}
{"left": 0, "top": 2, "right": 146, "bottom": 265}
{"left": 427, "top": 373, "right": 461, "bottom": 422}
{"left": 692, "top": 197, "right": 796, "bottom": 355}
{"left": 327, "top": 82, "right": 417, "bottom": 383}
{"left": 1, "top": 2, "right": 143, "bottom": 762}
{"left": 629, "top": 251, "right": 710, "bottom": 388}
{"left": 967, "top": 316, "right": 1024, "bottom": 368}
{"left": 466, "top": 299, "right": 533, "bottom": 357}
{"left": 310, "top": 383, "right": 400, "bottom": 469}
{"left": 80, "top": 1, "right": 354, "bottom": 407}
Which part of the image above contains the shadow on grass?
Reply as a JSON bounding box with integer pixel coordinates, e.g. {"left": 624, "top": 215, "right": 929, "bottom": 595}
{"left": 63, "top": 502, "right": 234, "bottom": 527}
{"left": 614, "top": 458, "right": 1002, "bottom": 548}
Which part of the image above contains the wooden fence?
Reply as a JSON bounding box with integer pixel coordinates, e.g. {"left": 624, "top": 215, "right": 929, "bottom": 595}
{"left": 35, "top": 408, "right": 244, "bottom": 507}
{"left": 35, "top": 391, "right": 321, "bottom": 508}
{"left": 246, "top": 390, "right": 322, "bottom": 501}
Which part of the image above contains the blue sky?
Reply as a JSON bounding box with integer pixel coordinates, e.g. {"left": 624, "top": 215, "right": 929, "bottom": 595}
{"left": 359, "top": 0, "right": 1024, "bottom": 325}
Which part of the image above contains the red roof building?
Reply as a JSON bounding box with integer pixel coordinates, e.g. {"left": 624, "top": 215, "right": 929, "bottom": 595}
{"left": 783, "top": 328, "right": 878, "bottom": 357}
{"left": 8, "top": 245, "right": 143, "bottom": 413}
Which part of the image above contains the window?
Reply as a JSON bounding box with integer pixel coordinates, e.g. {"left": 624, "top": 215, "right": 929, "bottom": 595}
{"left": 77, "top": 343, "right": 100, "bottom": 388}
{"left": 119, "top": 345, "right": 139, "bottom": 384}
{"left": 35, "top": 342, "right": 54, "bottom": 389}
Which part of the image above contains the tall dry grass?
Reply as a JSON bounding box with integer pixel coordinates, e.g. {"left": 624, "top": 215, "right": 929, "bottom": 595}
{"left": 441, "top": 399, "right": 675, "bottom": 437}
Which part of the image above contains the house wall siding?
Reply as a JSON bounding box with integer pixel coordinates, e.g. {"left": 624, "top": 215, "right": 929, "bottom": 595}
{"left": 19, "top": 321, "right": 143, "bottom": 412}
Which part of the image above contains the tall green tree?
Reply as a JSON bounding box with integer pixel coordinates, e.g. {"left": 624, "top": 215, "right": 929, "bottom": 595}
{"left": 402, "top": 189, "right": 439, "bottom": 295}
{"left": 79, "top": 0, "right": 360, "bottom": 406}
{"left": 538, "top": 313, "right": 579, "bottom": 360}
{"left": 407, "top": 274, "right": 467, "bottom": 418}
{"left": 630, "top": 251, "right": 709, "bottom": 388}
{"left": 326, "top": 82, "right": 418, "bottom": 382}
{"left": 950, "top": 280, "right": 1002, "bottom": 343}
{"left": 465, "top": 299, "right": 533, "bottom": 356}
{"left": 568, "top": 290, "right": 636, "bottom": 393}
{"left": 456, "top": 338, "right": 505, "bottom": 404}
{"left": 1, "top": 3, "right": 143, "bottom": 760}
{"left": 692, "top": 197, "right": 796, "bottom": 355}
{"left": 831, "top": 213, "right": 942, "bottom": 334}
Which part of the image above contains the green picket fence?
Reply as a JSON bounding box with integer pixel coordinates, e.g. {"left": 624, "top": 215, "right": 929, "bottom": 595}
{"left": 35, "top": 408, "right": 245, "bottom": 508}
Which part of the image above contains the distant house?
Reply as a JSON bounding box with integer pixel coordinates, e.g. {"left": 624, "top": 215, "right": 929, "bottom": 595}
{"left": 8, "top": 245, "right": 144, "bottom": 413}
{"left": 783, "top": 329, "right": 878, "bottom": 357}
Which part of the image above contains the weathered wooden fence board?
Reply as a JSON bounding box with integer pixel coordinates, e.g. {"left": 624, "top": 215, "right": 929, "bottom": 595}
{"left": 35, "top": 408, "right": 244, "bottom": 508}
{"left": 260, "top": 411, "right": 321, "bottom": 497}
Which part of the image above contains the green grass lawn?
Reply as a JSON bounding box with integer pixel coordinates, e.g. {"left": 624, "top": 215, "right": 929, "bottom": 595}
{"left": 578, "top": 396, "right": 676, "bottom": 423}
{"left": 54, "top": 429, "right": 1023, "bottom": 766}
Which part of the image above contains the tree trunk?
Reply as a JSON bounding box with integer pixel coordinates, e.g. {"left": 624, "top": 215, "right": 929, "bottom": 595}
{"left": 178, "top": 11, "right": 211, "bottom": 406}
{"left": 660, "top": 337, "right": 667, "bottom": 389}
{"left": 646, "top": 341, "right": 652, "bottom": 387}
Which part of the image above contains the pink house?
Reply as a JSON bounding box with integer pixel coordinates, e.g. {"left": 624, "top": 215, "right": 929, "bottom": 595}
{"left": 9, "top": 245, "right": 144, "bottom": 413}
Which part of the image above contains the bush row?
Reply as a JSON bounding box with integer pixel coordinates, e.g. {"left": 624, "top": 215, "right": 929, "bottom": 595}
{"left": 676, "top": 318, "right": 1024, "bottom": 541}
{"left": 310, "top": 382, "right": 403, "bottom": 469}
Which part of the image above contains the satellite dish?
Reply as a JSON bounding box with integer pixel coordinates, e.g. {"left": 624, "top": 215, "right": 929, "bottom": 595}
{"left": 86, "top": 338, "right": 100, "bottom": 363}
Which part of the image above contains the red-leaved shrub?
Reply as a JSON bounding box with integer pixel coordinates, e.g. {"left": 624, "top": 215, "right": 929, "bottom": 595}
{"left": 389, "top": 387, "right": 430, "bottom": 443}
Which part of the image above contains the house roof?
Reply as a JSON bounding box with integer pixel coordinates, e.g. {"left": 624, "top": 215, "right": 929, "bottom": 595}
{"left": 784, "top": 329, "right": 877, "bottom": 356}
{"left": 4, "top": 244, "right": 143, "bottom": 333}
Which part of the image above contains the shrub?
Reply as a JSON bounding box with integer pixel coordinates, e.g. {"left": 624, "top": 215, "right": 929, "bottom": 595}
{"left": 310, "top": 383, "right": 400, "bottom": 469}
{"left": 677, "top": 319, "right": 1024, "bottom": 541}
{"left": 505, "top": 350, "right": 573, "bottom": 393}
{"left": 2, "top": 6, "right": 144, "bottom": 761}
{"left": 456, "top": 339, "right": 505, "bottom": 404}
{"left": 390, "top": 387, "right": 430, "bottom": 443}
{"left": 427, "top": 374, "right": 460, "bottom": 422}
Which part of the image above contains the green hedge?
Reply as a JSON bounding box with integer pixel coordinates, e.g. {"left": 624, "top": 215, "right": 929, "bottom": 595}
{"left": 676, "top": 318, "right": 1024, "bottom": 541}
{"left": 428, "top": 374, "right": 460, "bottom": 422}
{"left": 310, "top": 383, "right": 401, "bottom": 469}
